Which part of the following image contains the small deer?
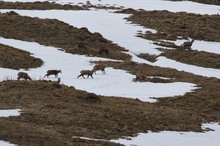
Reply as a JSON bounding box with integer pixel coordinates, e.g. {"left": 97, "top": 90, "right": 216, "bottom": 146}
{"left": 181, "top": 39, "right": 194, "bottom": 50}
{"left": 77, "top": 43, "right": 88, "bottom": 50}
{"left": 44, "top": 69, "right": 62, "bottom": 78}
{"left": 98, "top": 48, "right": 109, "bottom": 55}
{"left": 135, "top": 72, "right": 146, "bottom": 82}
{"left": 17, "top": 72, "right": 32, "bottom": 81}
{"left": 93, "top": 64, "right": 106, "bottom": 74}
{"left": 77, "top": 70, "right": 94, "bottom": 79}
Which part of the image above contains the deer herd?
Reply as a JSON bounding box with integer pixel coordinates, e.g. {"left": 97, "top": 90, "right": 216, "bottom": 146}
{"left": 16, "top": 64, "right": 108, "bottom": 82}
{"left": 16, "top": 63, "right": 147, "bottom": 82}
{"left": 15, "top": 39, "right": 194, "bottom": 82}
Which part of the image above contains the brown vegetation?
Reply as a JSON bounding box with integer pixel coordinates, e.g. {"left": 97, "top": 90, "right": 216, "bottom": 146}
{"left": 160, "top": 49, "right": 220, "bottom": 69}
{"left": 118, "top": 9, "right": 220, "bottom": 42}
{"left": 0, "top": 44, "right": 43, "bottom": 70}
{"left": 137, "top": 53, "right": 158, "bottom": 62}
{"left": 1, "top": 59, "right": 220, "bottom": 145}
{"left": 0, "top": 11, "right": 130, "bottom": 61}
{"left": 98, "top": 48, "right": 109, "bottom": 55}
{"left": 0, "top": 2, "right": 220, "bottom": 146}
{"left": 0, "top": 1, "right": 86, "bottom": 10}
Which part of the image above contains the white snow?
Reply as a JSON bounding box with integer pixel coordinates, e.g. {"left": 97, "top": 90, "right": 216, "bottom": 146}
{"left": 0, "top": 141, "right": 17, "bottom": 146}
{"left": 1, "top": 9, "right": 220, "bottom": 79}
{"left": 112, "top": 123, "right": 220, "bottom": 146}
{"left": 0, "top": 37, "right": 196, "bottom": 102}
{"left": 3, "top": 0, "right": 220, "bottom": 15}
{"left": 0, "top": 109, "right": 21, "bottom": 117}
{"left": 1, "top": 0, "right": 220, "bottom": 146}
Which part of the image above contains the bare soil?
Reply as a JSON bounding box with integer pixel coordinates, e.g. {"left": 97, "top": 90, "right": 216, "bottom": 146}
{"left": 0, "top": 1, "right": 220, "bottom": 146}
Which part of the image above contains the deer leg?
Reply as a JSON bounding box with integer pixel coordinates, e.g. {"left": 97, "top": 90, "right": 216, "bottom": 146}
{"left": 77, "top": 74, "right": 83, "bottom": 78}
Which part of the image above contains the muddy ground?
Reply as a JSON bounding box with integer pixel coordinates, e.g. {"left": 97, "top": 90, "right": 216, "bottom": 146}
{"left": 0, "top": 1, "right": 220, "bottom": 146}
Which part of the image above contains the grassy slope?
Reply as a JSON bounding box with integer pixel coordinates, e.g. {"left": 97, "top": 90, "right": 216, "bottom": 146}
{"left": 0, "top": 1, "right": 220, "bottom": 146}
{"left": 0, "top": 11, "right": 130, "bottom": 61}
{"left": 0, "top": 44, "right": 43, "bottom": 70}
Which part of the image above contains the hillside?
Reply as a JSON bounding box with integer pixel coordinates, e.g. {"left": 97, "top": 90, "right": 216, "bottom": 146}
{"left": 0, "top": 1, "right": 220, "bottom": 146}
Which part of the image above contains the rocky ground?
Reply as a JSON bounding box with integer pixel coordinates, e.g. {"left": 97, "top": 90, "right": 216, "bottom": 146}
{"left": 0, "top": 1, "right": 220, "bottom": 146}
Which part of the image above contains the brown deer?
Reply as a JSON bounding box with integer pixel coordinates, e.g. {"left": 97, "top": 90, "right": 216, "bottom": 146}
{"left": 92, "top": 64, "right": 106, "bottom": 74}
{"left": 76, "top": 43, "right": 88, "bottom": 50}
{"left": 181, "top": 39, "right": 194, "bottom": 50}
{"left": 98, "top": 48, "right": 109, "bottom": 55}
{"left": 44, "top": 69, "right": 62, "bottom": 78}
{"left": 77, "top": 70, "right": 94, "bottom": 79}
{"left": 135, "top": 72, "right": 146, "bottom": 82}
{"left": 17, "top": 72, "right": 32, "bottom": 81}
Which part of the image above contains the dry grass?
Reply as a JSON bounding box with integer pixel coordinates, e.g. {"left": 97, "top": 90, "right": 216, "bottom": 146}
{"left": 0, "top": 2, "right": 220, "bottom": 146}
{"left": 160, "top": 49, "right": 220, "bottom": 69}
{"left": 1, "top": 61, "right": 220, "bottom": 145}
{"left": 118, "top": 9, "right": 220, "bottom": 42}
{"left": 137, "top": 53, "right": 158, "bottom": 63}
{"left": 0, "top": 11, "right": 130, "bottom": 61}
{"left": 0, "top": 80, "right": 210, "bottom": 146}
{"left": 0, "top": 1, "right": 86, "bottom": 10}
{"left": 0, "top": 44, "right": 43, "bottom": 70}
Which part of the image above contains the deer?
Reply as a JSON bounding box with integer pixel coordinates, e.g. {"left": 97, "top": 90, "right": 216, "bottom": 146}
{"left": 17, "top": 72, "right": 32, "bottom": 81}
{"left": 181, "top": 39, "right": 194, "bottom": 50}
{"left": 77, "top": 70, "right": 94, "bottom": 79}
{"left": 98, "top": 48, "right": 109, "bottom": 55}
{"left": 135, "top": 72, "right": 146, "bottom": 82}
{"left": 76, "top": 43, "right": 88, "bottom": 50}
{"left": 44, "top": 69, "right": 62, "bottom": 78}
{"left": 92, "top": 64, "right": 106, "bottom": 74}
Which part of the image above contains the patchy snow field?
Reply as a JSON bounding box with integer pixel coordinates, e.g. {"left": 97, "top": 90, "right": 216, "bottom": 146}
{"left": 4, "top": 0, "right": 220, "bottom": 14}
{"left": 0, "top": 37, "right": 197, "bottom": 103}
{"left": 1, "top": 0, "right": 220, "bottom": 146}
